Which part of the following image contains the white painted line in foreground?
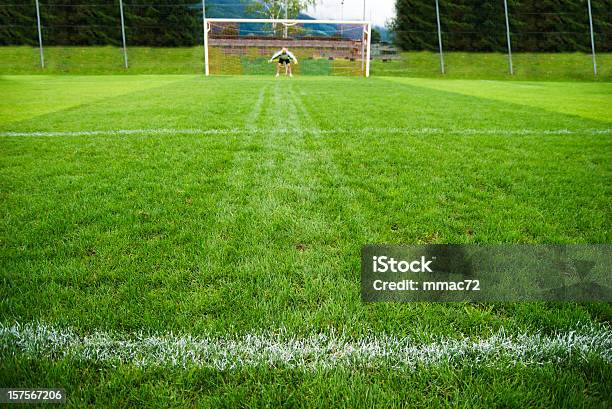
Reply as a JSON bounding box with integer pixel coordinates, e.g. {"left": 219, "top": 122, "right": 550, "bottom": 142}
{"left": 1, "top": 322, "right": 610, "bottom": 370}
{"left": 0, "top": 128, "right": 610, "bottom": 138}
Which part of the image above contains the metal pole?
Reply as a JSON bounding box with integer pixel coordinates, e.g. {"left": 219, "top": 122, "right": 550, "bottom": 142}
{"left": 340, "top": 0, "right": 344, "bottom": 37}
{"left": 35, "top": 0, "right": 44, "bottom": 68}
{"left": 434, "top": 0, "right": 444, "bottom": 74}
{"left": 202, "top": 0, "right": 209, "bottom": 75}
{"left": 503, "top": 0, "right": 513, "bottom": 75}
{"left": 119, "top": 0, "right": 128, "bottom": 68}
{"left": 361, "top": 0, "right": 366, "bottom": 72}
{"left": 284, "top": 0, "right": 288, "bottom": 38}
{"left": 365, "top": 22, "right": 371, "bottom": 77}
{"left": 587, "top": 0, "right": 597, "bottom": 75}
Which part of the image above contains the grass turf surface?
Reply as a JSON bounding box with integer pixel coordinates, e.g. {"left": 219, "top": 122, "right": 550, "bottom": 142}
{"left": 1, "top": 74, "right": 611, "bottom": 407}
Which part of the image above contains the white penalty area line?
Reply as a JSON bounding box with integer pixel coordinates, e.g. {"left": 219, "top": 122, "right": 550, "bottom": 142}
{"left": 1, "top": 322, "right": 610, "bottom": 371}
{"left": 0, "top": 127, "right": 610, "bottom": 138}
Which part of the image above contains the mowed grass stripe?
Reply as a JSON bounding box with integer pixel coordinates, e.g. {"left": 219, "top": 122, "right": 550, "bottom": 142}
{"left": 195, "top": 80, "right": 359, "bottom": 333}
{"left": 181, "top": 84, "right": 272, "bottom": 332}
{"left": 0, "top": 75, "right": 190, "bottom": 125}
{"left": 382, "top": 77, "right": 612, "bottom": 123}
{"left": 301, "top": 78, "right": 611, "bottom": 132}
{"left": 0, "top": 76, "right": 263, "bottom": 133}
{"left": 275, "top": 83, "right": 372, "bottom": 326}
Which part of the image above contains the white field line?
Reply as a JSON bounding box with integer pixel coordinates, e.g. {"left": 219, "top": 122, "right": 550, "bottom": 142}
{"left": 0, "top": 127, "right": 610, "bottom": 138}
{"left": 1, "top": 322, "right": 610, "bottom": 370}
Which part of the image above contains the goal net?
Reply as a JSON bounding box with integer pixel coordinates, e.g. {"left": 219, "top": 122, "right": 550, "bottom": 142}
{"left": 204, "top": 19, "right": 372, "bottom": 77}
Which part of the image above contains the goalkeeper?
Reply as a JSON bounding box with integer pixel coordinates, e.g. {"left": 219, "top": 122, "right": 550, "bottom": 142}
{"left": 269, "top": 47, "right": 298, "bottom": 77}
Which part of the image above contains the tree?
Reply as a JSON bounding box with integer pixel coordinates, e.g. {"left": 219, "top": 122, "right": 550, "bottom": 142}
{"left": 591, "top": 0, "right": 612, "bottom": 52}
{"left": 371, "top": 27, "right": 381, "bottom": 43}
{"left": 244, "top": 0, "right": 318, "bottom": 36}
{"left": 471, "top": 0, "right": 506, "bottom": 51}
{"left": 245, "top": 0, "right": 318, "bottom": 20}
{"left": 391, "top": 0, "right": 438, "bottom": 50}
{"left": 439, "top": 0, "right": 473, "bottom": 51}
{"left": 121, "top": 0, "right": 202, "bottom": 47}
{"left": 0, "top": 2, "right": 37, "bottom": 45}
{"left": 38, "top": 1, "right": 120, "bottom": 46}
{"left": 391, "top": 0, "right": 610, "bottom": 52}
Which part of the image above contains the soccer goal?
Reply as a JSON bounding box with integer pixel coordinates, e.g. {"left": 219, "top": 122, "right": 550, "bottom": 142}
{"left": 203, "top": 18, "right": 372, "bottom": 77}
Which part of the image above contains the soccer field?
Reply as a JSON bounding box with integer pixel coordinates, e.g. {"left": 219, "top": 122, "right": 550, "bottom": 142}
{"left": 1, "top": 75, "right": 611, "bottom": 407}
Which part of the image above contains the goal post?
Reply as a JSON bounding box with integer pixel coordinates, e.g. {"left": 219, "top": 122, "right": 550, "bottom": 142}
{"left": 203, "top": 18, "right": 372, "bottom": 77}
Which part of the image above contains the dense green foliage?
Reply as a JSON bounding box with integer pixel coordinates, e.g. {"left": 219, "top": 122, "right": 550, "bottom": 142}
{"left": 245, "top": 0, "right": 316, "bottom": 20}
{"left": 392, "top": 0, "right": 612, "bottom": 52}
{"left": 0, "top": 0, "right": 205, "bottom": 46}
{"left": 0, "top": 0, "right": 347, "bottom": 47}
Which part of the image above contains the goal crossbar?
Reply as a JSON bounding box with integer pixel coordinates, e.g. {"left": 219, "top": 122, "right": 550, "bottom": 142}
{"left": 203, "top": 18, "right": 372, "bottom": 77}
{"left": 206, "top": 18, "right": 372, "bottom": 25}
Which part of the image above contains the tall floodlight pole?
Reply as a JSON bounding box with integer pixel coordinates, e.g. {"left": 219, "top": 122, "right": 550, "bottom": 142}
{"left": 284, "top": 0, "right": 288, "bottom": 38}
{"left": 503, "top": 0, "right": 513, "bottom": 75}
{"left": 34, "top": 0, "right": 44, "bottom": 68}
{"left": 361, "top": 0, "right": 366, "bottom": 72}
{"left": 340, "top": 0, "right": 344, "bottom": 37}
{"left": 434, "top": 0, "right": 444, "bottom": 74}
{"left": 365, "top": 21, "right": 372, "bottom": 77}
{"left": 119, "top": 0, "right": 128, "bottom": 68}
{"left": 587, "top": 0, "right": 597, "bottom": 75}
{"left": 202, "top": 0, "right": 209, "bottom": 75}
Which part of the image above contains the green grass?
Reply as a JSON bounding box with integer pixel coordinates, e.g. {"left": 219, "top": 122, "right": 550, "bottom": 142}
{"left": 2, "top": 46, "right": 611, "bottom": 80}
{"left": 372, "top": 51, "right": 612, "bottom": 81}
{"left": 1, "top": 75, "right": 611, "bottom": 407}
{"left": 0, "top": 46, "right": 206, "bottom": 75}
{"left": 2, "top": 359, "right": 610, "bottom": 408}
